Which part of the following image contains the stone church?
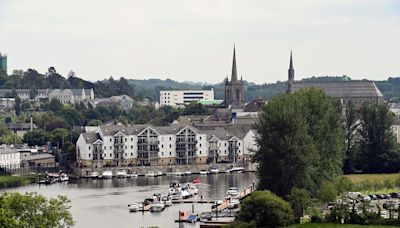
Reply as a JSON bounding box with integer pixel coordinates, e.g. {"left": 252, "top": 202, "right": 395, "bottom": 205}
{"left": 224, "top": 46, "right": 245, "bottom": 109}
{"left": 287, "top": 51, "right": 384, "bottom": 109}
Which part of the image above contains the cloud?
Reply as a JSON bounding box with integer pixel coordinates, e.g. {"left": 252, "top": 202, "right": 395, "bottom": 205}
{"left": 0, "top": 0, "right": 399, "bottom": 83}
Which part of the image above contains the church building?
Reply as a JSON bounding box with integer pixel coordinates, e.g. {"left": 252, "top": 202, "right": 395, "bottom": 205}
{"left": 224, "top": 46, "right": 245, "bottom": 109}
{"left": 287, "top": 51, "right": 384, "bottom": 109}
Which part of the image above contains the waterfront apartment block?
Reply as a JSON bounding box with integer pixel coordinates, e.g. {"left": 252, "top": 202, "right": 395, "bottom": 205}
{"left": 159, "top": 89, "right": 214, "bottom": 108}
{"left": 76, "top": 124, "right": 256, "bottom": 168}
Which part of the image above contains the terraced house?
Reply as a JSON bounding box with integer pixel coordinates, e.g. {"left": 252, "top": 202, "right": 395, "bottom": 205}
{"left": 76, "top": 124, "right": 256, "bottom": 168}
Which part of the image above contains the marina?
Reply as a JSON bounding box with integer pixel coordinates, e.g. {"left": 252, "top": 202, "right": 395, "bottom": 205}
{"left": 8, "top": 172, "right": 257, "bottom": 228}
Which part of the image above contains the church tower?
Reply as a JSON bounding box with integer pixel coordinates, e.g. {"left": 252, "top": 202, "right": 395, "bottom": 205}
{"left": 287, "top": 50, "right": 295, "bottom": 93}
{"left": 224, "top": 45, "right": 245, "bottom": 109}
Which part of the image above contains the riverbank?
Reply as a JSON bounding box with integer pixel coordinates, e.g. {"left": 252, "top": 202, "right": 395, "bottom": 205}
{"left": 0, "top": 173, "right": 38, "bottom": 188}
{"left": 291, "top": 223, "right": 398, "bottom": 228}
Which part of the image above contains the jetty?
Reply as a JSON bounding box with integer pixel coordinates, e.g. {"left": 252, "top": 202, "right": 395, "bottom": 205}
{"left": 215, "top": 186, "right": 253, "bottom": 212}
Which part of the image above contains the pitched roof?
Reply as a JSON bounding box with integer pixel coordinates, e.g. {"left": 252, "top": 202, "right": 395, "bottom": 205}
{"left": 291, "top": 81, "right": 383, "bottom": 98}
{"left": 2, "top": 123, "right": 38, "bottom": 130}
{"left": 81, "top": 133, "right": 101, "bottom": 143}
{"left": 21, "top": 153, "right": 54, "bottom": 161}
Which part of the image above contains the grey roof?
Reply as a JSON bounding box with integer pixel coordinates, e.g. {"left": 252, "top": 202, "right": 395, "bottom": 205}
{"left": 21, "top": 153, "right": 54, "bottom": 161}
{"left": 2, "top": 123, "right": 38, "bottom": 130}
{"left": 0, "top": 148, "right": 19, "bottom": 155}
{"left": 292, "top": 81, "right": 383, "bottom": 98}
{"left": 202, "top": 127, "right": 235, "bottom": 140}
{"left": 82, "top": 133, "right": 101, "bottom": 143}
{"left": 99, "top": 125, "right": 128, "bottom": 136}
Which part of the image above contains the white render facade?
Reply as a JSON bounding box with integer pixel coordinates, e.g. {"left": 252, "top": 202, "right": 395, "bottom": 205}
{"left": 76, "top": 124, "right": 256, "bottom": 168}
{"left": 159, "top": 89, "right": 214, "bottom": 108}
{"left": 0, "top": 148, "right": 21, "bottom": 170}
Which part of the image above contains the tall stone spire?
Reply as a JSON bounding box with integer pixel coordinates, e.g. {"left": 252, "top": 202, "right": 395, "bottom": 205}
{"left": 288, "top": 50, "right": 294, "bottom": 81}
{"left": 231, "top": 45, "right": 238, "bottom": 82}
{"left": 287, "top": 50, "right": 295, "bottom": 93}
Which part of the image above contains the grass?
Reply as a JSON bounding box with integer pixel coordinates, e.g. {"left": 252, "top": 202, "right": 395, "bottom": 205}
{"left": 291, "top": 223, "right": 398, "bottom": 228}
{"left": 0, "top": 173, "right": 38, "bottom": 189}
{"left": 345, "top": 174, "right": 400, "bottom": 184}
{"left": 344, "top": 173, "right": 400, "bottom": 194}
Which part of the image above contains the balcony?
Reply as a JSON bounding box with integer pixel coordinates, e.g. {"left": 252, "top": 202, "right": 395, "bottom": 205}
{"left": 138, "top": 140, "right": 158, "bottom": 145}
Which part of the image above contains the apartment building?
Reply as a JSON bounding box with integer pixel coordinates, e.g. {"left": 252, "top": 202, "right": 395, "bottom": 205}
{"left": 159, "top": 89, "right": 214, "bottom": 108}
{"left": 76, "top": 123, "right": 256, "bottom": 168}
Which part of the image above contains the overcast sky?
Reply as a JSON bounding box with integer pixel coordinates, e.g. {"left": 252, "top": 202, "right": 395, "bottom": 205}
{"left": 0, "top": 0, "right": 399, "bottom": 84}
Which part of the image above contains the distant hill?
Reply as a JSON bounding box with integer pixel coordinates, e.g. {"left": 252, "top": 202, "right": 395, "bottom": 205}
{"left": 1, "top": 69, "right": 399, "bottom": 102}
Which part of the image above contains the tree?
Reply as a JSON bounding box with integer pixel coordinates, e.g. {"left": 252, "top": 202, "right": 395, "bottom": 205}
{"left": 28, "top": 87, "right": 38, "bottom": 100}
{"left": 317, "top": 181, "right": 337, "bottom": 204}
{"left": 0, "top": 192, "right": 74, "bottom": 228}
{"left": 289, "top": 188, "right": 312, "bottom": 223}
{"left": 237, "top": 190, "right": 293, "bottom": 227}
{"left": 255, "top": 89, "right": 345, "bottom": 197}
{"left": 343, "top": 103, "right": 360, "bottom": 174}
{"left": 23, "top": 129, "right": 48, "bottom": 146}
{"left": 14, "top": 96, "right": 21, "bottom": 116}
{"left": 88, "top": 119, "right": 103, "bottom": 126}
{"left": 357, "top": 103, "right": 400, "bottom": 173}
{"left": 48, "top": 98, "right": 63, "bottom": 113}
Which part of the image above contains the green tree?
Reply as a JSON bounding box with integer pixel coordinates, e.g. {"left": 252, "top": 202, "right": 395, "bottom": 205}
{"left": 0, "top": 192, "right": 74, "bottom": 228}
{"left": 88, "top": 119, "right": 103, "bottom": 126}
{"left": 23, "top": 129, "right": 48, "bottom": 146}
{"left": 14, "top": 96, "right": 21, "bottom": 116}
{"left": 28, "top": 87, "right": 38, "bottom": 100}
{"left": 49, "top": 128, "right": 69, "bottom": 148}
{"left": 289, "top": 188, "right": 312, "bottom": 223}
{"left": 357, "top": 103, "right": 400, "bottom": 173}
{"left": 343, "top": 103, "right": 359, "bottom": 174}
{"left": 48, "top": 98, "right": 63, "bottom": 113}
{"left": 317, "top": 180, "right": 337, "bottom": 204}
{"left": 255, "top": 89, "right": 345, "bottom": 197}
{"left": 237, "top": 190, "right": 293, "bottom": 227}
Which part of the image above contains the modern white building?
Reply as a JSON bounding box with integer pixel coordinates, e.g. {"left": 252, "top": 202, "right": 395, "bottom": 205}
{"left": 0, "top": 147, "right": 21, "bottom": 170}
{"left": 0, "top": 98, "right": 15, "bottom": 113}
{"left": 159, "top": 89, "right": 214, "bottom": 108}
{"left": 76, "top": 123, "right": 256, "bottom": 168}
{"left": 392, "top": 117, "right": 400, "bottom": 144}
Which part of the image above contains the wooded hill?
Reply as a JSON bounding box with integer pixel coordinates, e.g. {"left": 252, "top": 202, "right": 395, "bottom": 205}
{"left": 0, "top": 68, "right": 399, "bottom": 102}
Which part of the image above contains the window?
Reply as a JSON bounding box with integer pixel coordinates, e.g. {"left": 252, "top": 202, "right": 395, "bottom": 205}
{"left": 110, "top": 138, "right": 112, "bottom": 142}
{"left": 110, "top": 153, "right": 112, "bottom": 157}
{"left": 131, "top": 138, "right": 133, "bottom": 141}
{"left": 88, "top": 146, "right": 91, "bottom": 150}
{"left": 169, "top": 137, "right": 172, "bottom": 141}
{"left": 162, "top": 152, "right": 164, "bottom": 156}
{"left": 131, "top": 145, "right": 133, "bottom": 149}
{"left": 88, "top": 154, "right": 91, "bottom": 157}
{"left": 125, "top": 138, "right": 127, "bottom": 142}
{"left": 169, "top": 144, "right": 171, "bottom": 148}
{"left": 169, "top": 151, "right": 171, "bottom": 155}
{"left": 110, "top": 146, "right": 112, "bottom": 149}
{"left": 199, "top": 144, "right": 202, "bottom": 147}
{"left": 199, "top": 136, "right": 202, "bottom": 140}
{"left": 199, "top": 151, "right": 202, "bottom": 155}
{"left": 131, "top": 153, "right": 133, "bottom": 156}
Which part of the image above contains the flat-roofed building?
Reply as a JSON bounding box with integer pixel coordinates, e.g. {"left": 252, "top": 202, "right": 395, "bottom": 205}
{"left": 160, "top": 89, "right": 214, "bottom": 108}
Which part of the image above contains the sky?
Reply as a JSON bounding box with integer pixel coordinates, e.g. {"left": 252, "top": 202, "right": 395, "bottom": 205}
{"left": 0, "top": 0, "right": 399, "bottom": 84}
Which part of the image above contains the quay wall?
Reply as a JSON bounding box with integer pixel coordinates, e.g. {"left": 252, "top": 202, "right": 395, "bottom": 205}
{"left": 74, "top": 163, "right": 257, "bottom": 177}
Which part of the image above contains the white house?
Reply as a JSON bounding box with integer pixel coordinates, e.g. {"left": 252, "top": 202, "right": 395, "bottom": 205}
{"left": 0, "top": 147, "right": 21, "bottom": 170}
{"left": 159, "top": 89, "right": 214, "bottom": 108}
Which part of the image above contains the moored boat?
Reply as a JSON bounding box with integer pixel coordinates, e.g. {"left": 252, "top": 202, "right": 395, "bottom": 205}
{"left": 210, "top": 167, "right": 219, "bottom": 174}
{"left": 90, "top": 171, "right": 99, "bottom": 179}
{"left": 227, "top": 198, "right": 240, "bottom": 209}
{"left": 60, "top": 173, "right": 69, "bottom": 182}
{"left": 146, "top": 171, "right": 156, "bottom": 177}
{"left": 128, "top": 203, "right": 143, "bottom": 212}
{"left": 199, "top": 169, "right": 208, "bottom": 175}
{"left": 101, "top": 170, "right": 113, "bottom": 179}
{"left": 150, "top": 202, "right": 165, "bottom": 212}
{"left": 225, "top": 166, "right": 245, "bottom": 173}
{"left": 116, "top": 169, "right": 127, "bottom": 178}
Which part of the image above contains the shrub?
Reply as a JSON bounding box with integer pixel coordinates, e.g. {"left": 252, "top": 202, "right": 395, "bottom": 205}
{"left": 237, "top": 190, "right": 294, "bottom": 227}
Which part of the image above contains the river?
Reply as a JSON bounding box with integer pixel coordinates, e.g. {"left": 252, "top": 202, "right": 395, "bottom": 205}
{"left": 8, "top": 172, "right": 257, "bottom": 228}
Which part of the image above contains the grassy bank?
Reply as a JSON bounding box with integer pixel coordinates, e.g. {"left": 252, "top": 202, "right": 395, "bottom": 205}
{"left": 344, "top": 173, "right": 400, "bottom": 194}
{"left": 291, "top": 223, "right": 398, "bottom": 228}
{"left": 0, "top": 173, "right": 38, "bottom": 188}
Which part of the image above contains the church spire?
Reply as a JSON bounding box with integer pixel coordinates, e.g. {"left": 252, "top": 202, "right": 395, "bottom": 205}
{"left": 231, "top": 44, "right": 238, "bottom": 82}
{"left": 287, "top": 50, "right": 295, "bottom": 93}
{"left": 288, "top": 50, "right": 294, "bottom": 81}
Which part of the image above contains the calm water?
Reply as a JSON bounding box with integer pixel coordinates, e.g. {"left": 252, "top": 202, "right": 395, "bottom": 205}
{"left": 9, "top": 172, "right": 257, "bottom": 228}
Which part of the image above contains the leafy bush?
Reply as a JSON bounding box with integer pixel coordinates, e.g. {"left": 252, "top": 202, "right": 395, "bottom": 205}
{"left": 237, "top": 190, "right": 294, "bottom": 227}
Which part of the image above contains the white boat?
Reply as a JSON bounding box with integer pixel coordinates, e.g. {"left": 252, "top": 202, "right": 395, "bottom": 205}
{"left": 227, "top": 198, "right": 240, "bottom": 209}
{"left": 184, "top": 171, "right": 192, "bottom": 176}
{"left": 170, "top": 192, "right": 183, "bottom": 200}
{"left": 150, "top": 202, "right": 165, "bottom": 212}
{"left": 226, "top": 187, "right": 240, "bottom": 197}
{"left": 90, "top": 171, "right": 99, "bottom": 179}
{"left": 210, "top": 168, "right": 219, "bottom": 174}
{"left": 128, "top": 203, "right": 143, "bottom": 212}
{"left": 156, "top": 171, "right": 163, "bottom": 177}
{"left": 146, "top": 171, "right": 156, "bottom": 177}
{"left": 161, "top": 196, "right": 172, "bottom": 206}
{"left": 181, "top": 189, "right": 191, "bottom": 199}
{"left": 130, "top": 173, "right": 138, "bottom": 178}
{"left": 102, "top": 170, "right": 113, "bottom": 179}
{"left": 175, "top": 171, "right": 184, "bottom": 176}
{"left": 225, "top": 166, "right": 245, "bottom": 173}
{"left": 199, "top": 169, "right": 208, "bottom": 175}
{"left": 187, "top": 185, "right": 199, "bottom": 196}
{"left": 60, "top": 173, "right": 69, "bottom": 182}
{"left": 116, "top": 169, "right": 127, "bottom": 178}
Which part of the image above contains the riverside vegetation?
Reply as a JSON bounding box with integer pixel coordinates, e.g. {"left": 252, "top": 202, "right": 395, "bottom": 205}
{"left": 232, "top": 89, "right": 400, "bottom": 227}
